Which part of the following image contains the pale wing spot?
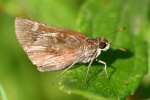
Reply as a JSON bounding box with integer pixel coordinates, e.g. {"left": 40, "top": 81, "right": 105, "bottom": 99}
{"left": 41, "top": 31, "right": 46, "bottom": 33}
{"left": 69, "top": 35, "right": 78, "bottom": 40}
{"left": 43, "top": 32, "right": 59, "bottom": 37}
{"left": 50, "top": 46, "right": 60, "bottom": 51}
{"left": 65, "top": 35, "right": 80, "bottom": 43}
{"left": 43, "top": 32, "right": 59, "bottom": 43}
{"left": 32, "top": 22, "right": 39, "bottom": 32}
{"left": 27, "top": 46, "right": 46, "bottom": 52}
{"left": 60, "top": 34, "right": 64, "bottom": 38}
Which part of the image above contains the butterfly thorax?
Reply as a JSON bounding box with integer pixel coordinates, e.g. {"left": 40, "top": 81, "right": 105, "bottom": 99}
{"left": 79, "top": 39, "right": 100, "bottom": 63}
{"left": 79, "top": 38, "right": 110, "bottom": 63}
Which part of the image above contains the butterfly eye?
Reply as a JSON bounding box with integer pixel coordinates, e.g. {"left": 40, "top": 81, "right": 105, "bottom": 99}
{"left": 99, "top": 41, "right": 107, "bottom": 49}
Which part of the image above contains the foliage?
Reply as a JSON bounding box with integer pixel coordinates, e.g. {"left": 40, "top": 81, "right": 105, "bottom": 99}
{"left": 59, "top": 0, "right": 149, "bottom": 99}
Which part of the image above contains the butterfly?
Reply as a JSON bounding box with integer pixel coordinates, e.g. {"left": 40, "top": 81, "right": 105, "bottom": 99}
{"left": 15, "top": 17, "right": 110, "bottom": 78}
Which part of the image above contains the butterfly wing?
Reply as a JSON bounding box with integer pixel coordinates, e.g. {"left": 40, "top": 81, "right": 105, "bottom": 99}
{"left": 15, "top": 18, "right": 87, "bottom": 71}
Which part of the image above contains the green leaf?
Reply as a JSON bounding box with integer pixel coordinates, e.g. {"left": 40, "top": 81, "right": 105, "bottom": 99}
{"left": 59, "top": 0, "right": 149, "bottom": 99}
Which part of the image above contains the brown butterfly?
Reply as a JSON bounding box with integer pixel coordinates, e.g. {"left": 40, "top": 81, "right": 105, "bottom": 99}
{"left": 15, "top": 17, "right": 110, "bottom": 78}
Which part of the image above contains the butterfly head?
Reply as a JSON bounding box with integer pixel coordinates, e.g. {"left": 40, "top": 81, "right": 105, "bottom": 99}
{"left": 97, "top": 38, "right": 110, "bottom": 51}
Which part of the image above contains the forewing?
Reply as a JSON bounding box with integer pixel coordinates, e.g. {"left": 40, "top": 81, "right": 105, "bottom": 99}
{"left": 15, "top": 18, "right": 87, "bottom": 71}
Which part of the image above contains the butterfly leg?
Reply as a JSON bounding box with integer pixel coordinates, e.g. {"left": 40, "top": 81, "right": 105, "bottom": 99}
{"left": 97, "top": 59, "right": 108, "bottom": 78}
{"left": 85, "top": 58, "right": 95, "bottom": 82}
{"left": 59, "top": 46, "right": 86, "bottom": 77}
{"left": 85, "top": 51, "right": 98, "bottom": 82}
{"left": 59, "top": 60, "right": 78, "bottom": 76}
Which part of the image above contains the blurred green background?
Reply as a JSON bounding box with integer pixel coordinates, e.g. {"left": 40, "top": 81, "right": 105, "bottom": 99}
{"left": 0, "top": 0, "right": 87, "bottom": 100}
{"left": 0, "top": 0, "right": 150, "bottom": 100}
